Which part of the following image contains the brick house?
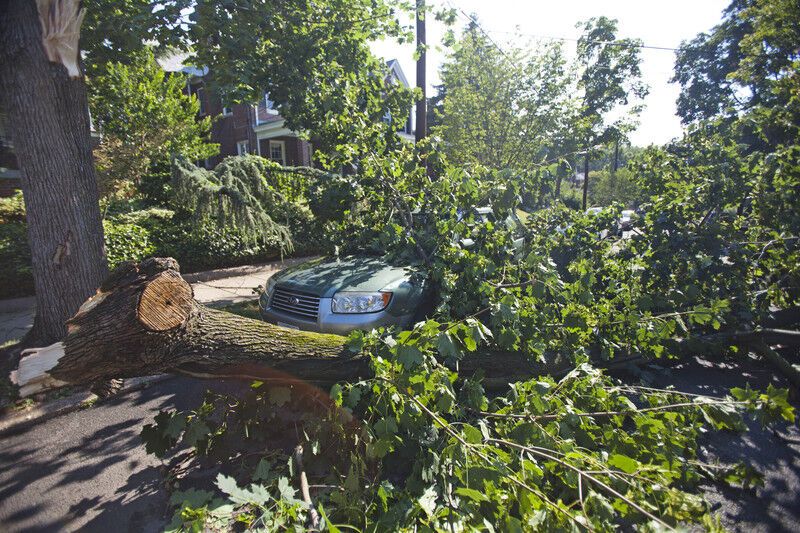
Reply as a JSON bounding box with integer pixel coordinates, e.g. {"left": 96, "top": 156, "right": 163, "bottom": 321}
{"left": 0, "top": 59, "right": 415, "bottom": 197}
{"left": 180, "top": 58, "right": 414, "bottom": 168}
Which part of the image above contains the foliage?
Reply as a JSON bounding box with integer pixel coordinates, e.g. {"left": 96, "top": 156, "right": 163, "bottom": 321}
{"left": 672, "top": 0, "right": 753, "bottom": 124}
{"left": 588, "top": 168, "right": 643, "bottom": 208}
{"left": 0, "top": 191, "right": 25, "bottom": 223}
{"left": 89, "top": 49, "right": 218, "bottom": 198}
{"left": 574, "top": 16, "right": 648, "bottom": 209}
{"left": 0, "top": 222, "right": 33, "bottom": 299}
{"left": 80, "top": 0, "right": 192, "bottom": 76}
{"left": 170, "top": 156, "right": 334, "bottom": 253}
{"left": 188, "top": 0, "right": 417, "bottom": 167}
{"left": 673, "top": 0, "right": 799, "bottom": 134}
{"left": 576, "top": 17, "right": 648, "bottom": 139}
{"left": 143, "top": 324, "right": 793, "bottom": 531}
{"left": 102, "top": 219, "right": 155, "bottom": 269}
{"left": 435, "top": 23, "right": 577, "bottom": 173}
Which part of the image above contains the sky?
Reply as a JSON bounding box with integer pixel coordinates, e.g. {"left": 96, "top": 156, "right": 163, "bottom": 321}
{"left": 372, "top": 0, "right": 730, "bottom": 146}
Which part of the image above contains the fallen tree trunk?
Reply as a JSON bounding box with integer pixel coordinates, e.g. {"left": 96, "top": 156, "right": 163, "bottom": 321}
{"left": 11, "top": 258, "right": 561, "bottom": 396}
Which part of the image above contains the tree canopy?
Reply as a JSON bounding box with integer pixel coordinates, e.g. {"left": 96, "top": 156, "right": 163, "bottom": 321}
{"left": 434, "top": 23, "right": 576, "bottom": 173}
{"left": 89, "top": 49, "right": 218, "bottom": 198}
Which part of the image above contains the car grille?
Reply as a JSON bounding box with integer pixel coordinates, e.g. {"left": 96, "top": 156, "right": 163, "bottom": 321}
{"left": 270, "top": 287, "right": 320, "bottom": 321}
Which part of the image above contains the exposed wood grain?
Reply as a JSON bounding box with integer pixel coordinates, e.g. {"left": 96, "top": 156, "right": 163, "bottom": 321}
{"left": 138, "top": 271, "right": 193, "bottom": 331}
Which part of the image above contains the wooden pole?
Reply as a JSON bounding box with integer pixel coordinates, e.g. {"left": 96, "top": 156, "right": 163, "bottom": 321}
{"left": 415, "top": 0, "right": 427, "bottom": 144}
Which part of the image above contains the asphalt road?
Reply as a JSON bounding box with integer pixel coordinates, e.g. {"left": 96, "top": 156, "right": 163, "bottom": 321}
{"left": 0, "top": 377, "right": 247, "bottom": 533}
{"left": 0, "top": 357, "right": 798, "bottom": 532}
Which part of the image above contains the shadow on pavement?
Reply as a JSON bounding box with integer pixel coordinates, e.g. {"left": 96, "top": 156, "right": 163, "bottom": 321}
{"left": 0, "top": 376, "right": 246, "bottom": 533}
{"left": 647, "top": 354, "right": 800, "bottom": 533}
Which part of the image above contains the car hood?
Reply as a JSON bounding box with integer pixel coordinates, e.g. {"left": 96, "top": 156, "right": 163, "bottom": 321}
{"left": 273, "top": 256, "right": 416, "bottom": 298}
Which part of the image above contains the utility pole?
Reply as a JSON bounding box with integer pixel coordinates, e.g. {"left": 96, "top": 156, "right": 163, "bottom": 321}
{"left": 415, "top": 0, "right": 427, "bottom": 144}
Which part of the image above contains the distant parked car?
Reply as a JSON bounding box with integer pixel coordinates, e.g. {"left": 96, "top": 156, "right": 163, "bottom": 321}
{"left": 618, "top": 209, "right": 637, "bottom": 231}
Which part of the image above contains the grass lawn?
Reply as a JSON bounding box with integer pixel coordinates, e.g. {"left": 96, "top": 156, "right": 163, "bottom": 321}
{"left": 220, "top": 299, "right": 261, "bottom": 320}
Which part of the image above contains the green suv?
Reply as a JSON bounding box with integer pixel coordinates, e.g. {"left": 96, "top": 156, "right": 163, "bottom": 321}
{"left": 259, "top": 256, "right": 429, "bottom": 334}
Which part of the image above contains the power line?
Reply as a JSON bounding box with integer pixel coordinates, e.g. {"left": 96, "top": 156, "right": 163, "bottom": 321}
{"left": 486, "top": 29, "right": 678, "bottom": 52}
{"left": 444, "top": 0, "right": 514, "bottom": 62}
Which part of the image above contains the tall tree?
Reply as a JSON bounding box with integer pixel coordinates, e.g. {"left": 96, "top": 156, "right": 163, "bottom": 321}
{"left": 435, "top": 23, "right": 576, "bottom": 173}
{"left": 672, "top": 0, "right": 753, "bottom": 125}
{"left": 80, "top": 0, "right": 192, "bottom": 76}
{"left": 673, "top": 0, "right": 799, "bottom": 146}
{"left": 89, "top": 49, "right": 218, "bottom": 199}
{"left": 189, "top": 0, "right": 415, "bottom": 168}
{"left": 575, "top": 17, "right": 647, "bottom": 210}
{"left": 0, "top": 0, "right": 108, "bottom": 344}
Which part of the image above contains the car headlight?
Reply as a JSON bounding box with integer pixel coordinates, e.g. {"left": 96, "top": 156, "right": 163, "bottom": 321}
{"left": 331, "top": 291, "right": 392, "bottom": 314}
{"left": 260, "top": 277, "right": 278, "bottom": 306}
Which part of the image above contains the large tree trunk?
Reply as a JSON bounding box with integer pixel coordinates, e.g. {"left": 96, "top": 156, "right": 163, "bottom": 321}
{"left": 0, "top": 0, "right": 108, "bottom": 344}
{"left": 11, "top": 258, "right": 564, "bottom": 396}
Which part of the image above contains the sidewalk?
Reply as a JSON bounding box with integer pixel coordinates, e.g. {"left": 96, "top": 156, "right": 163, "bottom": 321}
{"left": 0, "top": 256, "right": 316, "bottom": 344}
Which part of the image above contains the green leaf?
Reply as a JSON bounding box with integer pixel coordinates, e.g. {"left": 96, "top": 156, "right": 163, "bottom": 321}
{"left": 169, "top": 488, "right": 214, "bottom": 508}
{"left": 418, "top": 486, "right": 438, "bottom": 518}
{"left": 461, "top": 423, "right": 483, "bottom": 444}
{"left": 216, "top": 474, "right": 251, "bottom": 505}
{"left": 608, "top": 454, "right": 639, "bottom": 474}
{"left": 455, "top": 487, "right": 490, "bottom": 502}
{"left": 252, "top": 458, "right": 273, "bottom": 482}
{"left": 396, "top": 345, "right": 424, "bottom": 368}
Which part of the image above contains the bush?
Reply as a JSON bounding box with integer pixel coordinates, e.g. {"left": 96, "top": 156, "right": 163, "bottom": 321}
{"left": 0, "top": 222, "right": 33, "bottom": 299}
{"left": 0, "top": 191, "right": 25, "bottom": 223}
{"left": 588, "top": 168, "right": 642, "bottom": 207}
{"left": 102, "top": 219, "right": 155, "bottom": 269}
{"left": 149, "top": 222, "right": 284, "bottom": 273}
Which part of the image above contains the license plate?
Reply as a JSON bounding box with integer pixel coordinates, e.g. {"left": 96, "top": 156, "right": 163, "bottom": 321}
{"left": 277, "top": 321, "right": 300, "bottom": 330}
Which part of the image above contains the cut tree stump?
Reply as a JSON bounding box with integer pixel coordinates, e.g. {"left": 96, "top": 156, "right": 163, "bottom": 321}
{"left": 10, "top": 258, "right": 559, "bottom": 397}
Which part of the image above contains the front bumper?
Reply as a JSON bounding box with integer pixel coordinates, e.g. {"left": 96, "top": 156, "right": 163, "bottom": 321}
{"left": 260, "top": 296, "right": 413, "bottom": 335}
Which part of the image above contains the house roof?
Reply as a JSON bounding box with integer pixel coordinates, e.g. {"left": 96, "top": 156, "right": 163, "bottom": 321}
{"left": 162, "top": 52, "right": 409, "bottom": 89}
{"left": 386, "top": 59, "right": 410, "bottom": 88}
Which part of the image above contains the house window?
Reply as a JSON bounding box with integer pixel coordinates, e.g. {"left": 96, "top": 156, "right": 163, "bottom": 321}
{"left": 236, "top": 140, "right": 249, "bottom": 156}
{"left": 222, "top": 106, "right": 233, "bottom": 116}
{"left": 268, "top": 140, "right": 286, "bottom": 165}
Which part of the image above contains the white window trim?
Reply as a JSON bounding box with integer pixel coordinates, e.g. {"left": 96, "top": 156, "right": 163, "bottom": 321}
{"left": 222, "top": 106, "right": 233, "bottom": 116}
{"left": 236, "top": 140, "right": 249, "bottom": 156}
{"left": 268, "top": 140, "right": 286, "bottom": 165}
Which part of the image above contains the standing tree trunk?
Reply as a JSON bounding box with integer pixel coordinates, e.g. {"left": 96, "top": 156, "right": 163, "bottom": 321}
{"left": 0, "top": 0, "right": 108, "bottom": 344}
{"left": 582, "top": 149, "right": 590, "bottom": 211}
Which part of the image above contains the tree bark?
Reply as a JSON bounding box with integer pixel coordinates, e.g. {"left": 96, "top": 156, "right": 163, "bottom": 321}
{"left": 415, "top": 0, "right": 427, "bottom": 144}
{"left": 0, "top": 0, "right": 108, "bottom": 344}
{"left": 11, "top": 258, "right": 564, "bottom": 396}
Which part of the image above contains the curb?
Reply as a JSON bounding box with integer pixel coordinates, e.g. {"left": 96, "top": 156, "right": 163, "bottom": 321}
{"left": 0, "top": 374, "right": 173, "bottom": 436}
